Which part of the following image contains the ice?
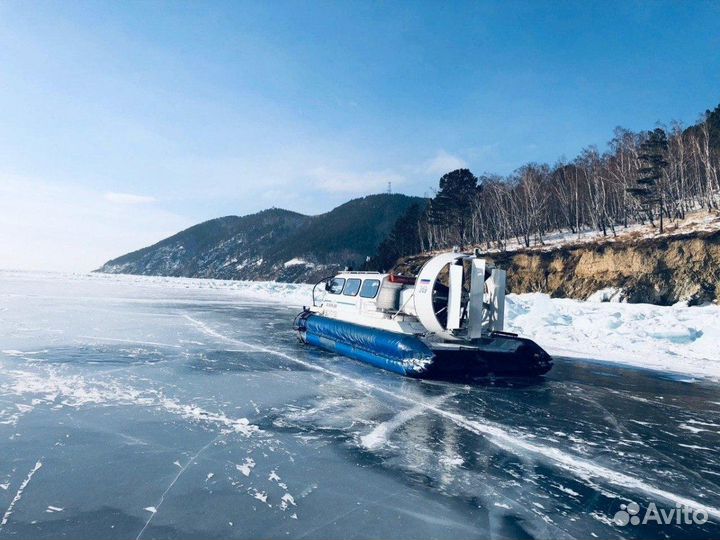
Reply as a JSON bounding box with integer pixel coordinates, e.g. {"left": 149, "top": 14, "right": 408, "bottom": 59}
{"left": 183, "top": 311, "right": 720, "bottom": 520}
{"left": 1, "top": 269, "right": 720, "bottom": 539}
{"left": 0, "top": 269, "right": 313, "bottom": 309}
{"left": 2, "top": 270, "right": 719, "bottom": 379}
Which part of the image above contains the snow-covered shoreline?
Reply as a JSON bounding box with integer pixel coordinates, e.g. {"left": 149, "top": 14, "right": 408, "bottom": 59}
{"left": 504, "top": 293, "right": 720, "bottom": 382}
{"left": 2, "top": 270, "right": 719, "bottom": 382}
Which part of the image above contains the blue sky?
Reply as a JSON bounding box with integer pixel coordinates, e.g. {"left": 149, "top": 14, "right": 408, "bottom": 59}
{"left": 1, "top": 1, "right": 718, "bottom": 271}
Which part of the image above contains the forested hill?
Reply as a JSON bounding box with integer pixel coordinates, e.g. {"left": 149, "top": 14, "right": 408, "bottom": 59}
{"left": 100, "top": 102, "right": 719, "bottom": 289}
{"left": 368, "top": 102, "right": 720, "bottom": 272}
{"left": 97, "top": 194, "right": 426, "bottom": 282}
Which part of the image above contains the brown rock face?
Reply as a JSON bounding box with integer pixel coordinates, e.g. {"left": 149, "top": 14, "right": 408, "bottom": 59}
{"left": 393, "top": 230, "right": 720, "bottom": 306}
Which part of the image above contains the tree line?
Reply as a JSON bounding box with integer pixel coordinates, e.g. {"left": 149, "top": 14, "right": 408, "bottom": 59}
{"left": 369, "top": 103, "right": 720, "bottom": 270}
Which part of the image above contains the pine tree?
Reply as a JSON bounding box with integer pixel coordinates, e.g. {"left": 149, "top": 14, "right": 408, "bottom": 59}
{"left": 428, "top": 169, "right": 481, "bottom": 248}
{"left": 627, "top": 128, "right": 669, "bottom": 232}
{"left": 368, "top": 203, "right": 424, "bottom": 270}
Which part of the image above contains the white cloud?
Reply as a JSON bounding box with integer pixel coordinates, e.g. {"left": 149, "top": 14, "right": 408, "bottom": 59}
{"left": 104, "top": 192, "right": 156, "bottom": 204}
{"left": 425, "top": 150, "right": 468, "bottom": 176}
{"left": 0, "top": 174, "right": 190, "bottom": 272}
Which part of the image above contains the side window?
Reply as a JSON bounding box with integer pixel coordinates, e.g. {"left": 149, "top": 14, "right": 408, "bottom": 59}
{"left": 328, "top": 278, "right": 345, "bottom": 295}
{"left": 342, "top": 278, "right": 362, "bottom": 296}
{"left": 359, "top": 279, "right": 380, "bottom": 299}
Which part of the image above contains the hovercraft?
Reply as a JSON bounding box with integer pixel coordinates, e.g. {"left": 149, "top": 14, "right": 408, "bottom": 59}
{"left": 293, "top": 252, "right": 552, "bottom": 380}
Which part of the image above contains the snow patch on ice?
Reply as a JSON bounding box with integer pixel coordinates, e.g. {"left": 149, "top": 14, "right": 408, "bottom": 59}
{"left": 686, "top": 419, "right": 720, "bottom": 428}
{"left": 439, "top": 455, "right": 464, "bottom": 468}
{"left": 280, "top": 493, "right": 296, "bottom": 511}
{"left": 251, "top": 489, "right": 268, "bottom": 503}
{"left": 554, "top": 484, "right": 580, "bottom": 497}
{"left": 0, "top": 366, "right": 259, "bottom": 436}
{"left": 236, "top": 458, "right": 255, "bottom": 477}
{"left": 590, "top": 511, "right": 615, "bottom": 526}
{"left": 678, "top": 423, "right": 708, "bottom": 434}
{"left": 678, "top": 444, "right": 712, "bottom": 451}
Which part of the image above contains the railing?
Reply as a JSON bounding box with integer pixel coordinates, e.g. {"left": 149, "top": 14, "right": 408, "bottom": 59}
{"left": 311, "top": 276, "right": 335, "bottom": 307}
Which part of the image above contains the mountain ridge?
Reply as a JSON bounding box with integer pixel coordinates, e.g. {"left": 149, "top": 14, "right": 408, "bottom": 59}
{"left": 97, "top": 194, "right": 426, "bottom": 283}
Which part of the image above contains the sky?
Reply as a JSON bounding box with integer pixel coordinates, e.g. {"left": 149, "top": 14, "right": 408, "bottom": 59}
{"left": 0, "top": 1, "right": 718, "bottom": 272}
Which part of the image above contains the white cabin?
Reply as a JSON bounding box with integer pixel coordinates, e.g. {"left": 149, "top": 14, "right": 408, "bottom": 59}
{"left": 310, "top": 253, "right": 507, "bottom": 343}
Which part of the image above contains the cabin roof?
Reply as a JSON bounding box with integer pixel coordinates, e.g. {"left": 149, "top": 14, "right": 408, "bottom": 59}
{"left": 333, "top": 271, "right": 386, "bottom": 279}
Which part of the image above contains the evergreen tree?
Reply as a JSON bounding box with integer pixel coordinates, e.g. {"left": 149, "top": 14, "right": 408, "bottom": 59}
{"left": 702, "top": 103, "right": 720, "bottom": 151}
{"left": 627, "top": 128, "right": 669, "bottom": 232}
{"left": 428, "top": 168, "right": 481, "bottom": 248}
{"left": 365, "top": 102, "right": 720, "bottom": 269}
{"left": 367, "top": 203, "right": 424, "bottom": 271}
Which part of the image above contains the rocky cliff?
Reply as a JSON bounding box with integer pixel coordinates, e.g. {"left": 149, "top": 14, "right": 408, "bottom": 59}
{"left": 393, "top": 227, "right": 720, "bottom": 306}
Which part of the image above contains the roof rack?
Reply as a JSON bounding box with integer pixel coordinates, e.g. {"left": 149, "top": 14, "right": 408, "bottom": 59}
{"left": 337, "top": 270, "right": 384, "bottom": 274}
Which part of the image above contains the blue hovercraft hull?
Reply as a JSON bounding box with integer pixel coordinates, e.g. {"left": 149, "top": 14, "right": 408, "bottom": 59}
{"left": 294, "top": 311, "right": 552, "bottom": 380}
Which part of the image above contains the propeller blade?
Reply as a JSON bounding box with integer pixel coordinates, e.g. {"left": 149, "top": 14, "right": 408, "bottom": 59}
{"left": 468, "top": 258, "right": 486, "bottom": 338}
{"left": 446, "top": 263, "right": 463, "bottom": 330}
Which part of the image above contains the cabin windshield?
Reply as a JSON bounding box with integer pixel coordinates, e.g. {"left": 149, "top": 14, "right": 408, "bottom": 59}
{"left": 328, "top": 277, "right": 345, "bottom": 294}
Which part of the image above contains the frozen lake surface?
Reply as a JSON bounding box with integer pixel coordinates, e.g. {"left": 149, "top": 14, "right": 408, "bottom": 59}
{"left": 1, "top": 272, "right": 719, "bottom": 539}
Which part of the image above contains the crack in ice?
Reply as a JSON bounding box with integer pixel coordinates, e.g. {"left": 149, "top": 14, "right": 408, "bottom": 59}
{"left": 136, "top": 436, "right": 221, "bottom": 540}
{"left": 183, "top": 314, "right": 720, "bottom": 519}
{"left": 360, "top": 394, "right": 450, "bottom": 450}
{"left": 0, "top": 460, "right": 42, "bottom": 532}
